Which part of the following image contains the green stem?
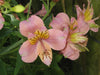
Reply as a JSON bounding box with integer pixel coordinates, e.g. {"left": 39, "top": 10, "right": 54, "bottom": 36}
{"left": 62, "top": 0, "right": 66, "bottom": 13}
{"left": 47, "top": 0, "right": 49, "bottom": 11}
{"left": 42, "top": 2, "right": 56, "bottom": 20}
{"left": 42, "top": 7, "right": 52, "bottom": 20}
{"left": 27, "top": 0, "right": 32, "bottom": 19}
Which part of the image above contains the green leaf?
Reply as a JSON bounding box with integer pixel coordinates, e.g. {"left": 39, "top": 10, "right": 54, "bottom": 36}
{"left": 0, "top": 59, "right": 7, "bottom": 75}
{"left": 44, "top": 14, "right": 52, "bottom": 29}
{"left": 0, "top": 39, "right": 23, "bottom": 56}
{"left": 14, "top": 53, "right": 23, "bottom": 75}
{"left": 50, "top": 60, "right": 64, "bottom": 75}
{"left": 0, "top": 28, "right": 12, "bottom": 39}
{"left": 54, "top": 54, "right": 63, "bottom": 63}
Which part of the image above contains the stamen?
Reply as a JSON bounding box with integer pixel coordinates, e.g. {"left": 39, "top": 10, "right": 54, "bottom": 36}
{"left": 29, "top": 30, "right": 49, "bottom": 45}
{"left": 70, "top": 20, "right": 77, "bottom": 30}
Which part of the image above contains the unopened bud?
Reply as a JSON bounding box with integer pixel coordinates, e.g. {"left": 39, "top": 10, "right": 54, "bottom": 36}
{"left": 11, "top": 5, "right": 25, "bottom": 13}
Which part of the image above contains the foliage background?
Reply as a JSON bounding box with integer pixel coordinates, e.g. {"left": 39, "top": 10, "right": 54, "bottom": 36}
{"left": 0, "top": 0, "right": 100, "bottom": 75}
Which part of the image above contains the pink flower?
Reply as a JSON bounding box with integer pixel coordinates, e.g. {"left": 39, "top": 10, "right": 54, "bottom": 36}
{"left": 19, "top": 15, "right": 66, "bottom": 66}
{"left": 35, "top": 4, "right": 47, "bottom": 16}
{"left": 76, "top": 0, "right": 99, "bottom": 32}
{"left": 50, "top": 13, "right": 88, "bottom": 60}
{"left": 0, "top": 13, "right": 5, "bottom": 30}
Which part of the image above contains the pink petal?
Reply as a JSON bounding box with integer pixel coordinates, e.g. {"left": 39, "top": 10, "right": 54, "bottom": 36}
{"left": 35, "top": 10, "right": 47, "bottom": 16}
{"left": 28, "top": 33, "right": 35, "bottom": 39}
{"left": 77, "top": 17, "right": 89, "bottom": 34}
{"left": 88, "top": 21, "right": 99, "bottom": 32}
{"left": 87, "top": 0, "right": 94, "bottom": 16}
{"left": 35, "top": 4, "right": 47, "bottom": 16}
{"left": 90, "top": 28, "right": 99, "bottom": 32}
{"left": 68, "top": 43, "right": 80, "bottom": 60}
{"left": 71, "top": 17, "right": 76, "bottom": 24}
{"left": 20, "top": 15, "right": 46, "bottom": 37}
{"left": 24, "top": 3, "right": 32, "bottom": 14}
{"left": 56, "top": 13, "right": 70, "bottom": 25}
{"left": 19, "top": 41, "right": 38, "bottom": 63}
{"left": 62, "top": 43, "right": 80, "bottom": 60}
{"left": 24, "top": 9, "right": 32, "bottom": 14}
{"left": 75, "top": 5, "right": 84, "bottom": 18}
{"left": 37, "top": 41, "right": 52, "bottom": 66}
{"left": 62, "top": 43, "right": 75, "bottom": 57}
{"left": 68, "top": 50, "right": 80, "bottom": 60}
{"left": 0, "top": 13, "right": 5, "bottom": 30}
{"left": 63, "top": 25, "right": 69, "bottom": 39}
{"left": 45, "top": 29, "right": 66, "bottom": 50}
{"left": 50, "top": 13, "right": 70, "bottom": 30}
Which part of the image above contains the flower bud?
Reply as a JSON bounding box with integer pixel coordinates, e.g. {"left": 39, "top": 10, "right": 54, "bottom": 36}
{"left": 11, "top": 5, "right": 25, "bottom": 13}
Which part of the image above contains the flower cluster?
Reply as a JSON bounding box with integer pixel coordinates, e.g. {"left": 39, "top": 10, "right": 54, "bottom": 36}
{"left": 18, "top": 1, "right": 99, "bottom": 66}
{"left": 0, "top": 0, "right": 99, "bottom": 66}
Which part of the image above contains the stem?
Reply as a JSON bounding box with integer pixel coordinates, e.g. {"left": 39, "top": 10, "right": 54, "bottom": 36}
{"left": 27, "top": 0, "right": 32, "bottom": 19}
{"left": 42, "top": 7, "right": 52, "bottom": 20}
{"left": 42, "top": 2, "right": 56, "bottom": 20}
{"left": 47, "top": 0, "right": 49, "bottom": 11}
{"left": 62, "top": 0, "right": 66, "bottom": 13}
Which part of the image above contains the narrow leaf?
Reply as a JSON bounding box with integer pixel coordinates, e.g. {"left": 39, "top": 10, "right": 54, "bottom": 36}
{"left": 14, "top": 53, "right": 23, "bottom": 75}
{"left": 0, "top": 39, "right": 23, "bottom": 55}
{"left": 0, "top": 59, "right": 7, "bottom": 75}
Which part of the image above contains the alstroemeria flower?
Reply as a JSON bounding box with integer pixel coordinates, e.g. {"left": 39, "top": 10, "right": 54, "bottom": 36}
{"left": 35, "top": 4, "right": 47, "bottom": 16}
{"left": 76, "top": 0, "right": 99, "bottom": 32}
{"left": 50, "top": 13, "right": 88, "bottom": 60}
{"left": 0, "top": 13, "right": 5, "bottom": 30}
{"left": 19, "top": 15, "right": 66, "bottom": 66}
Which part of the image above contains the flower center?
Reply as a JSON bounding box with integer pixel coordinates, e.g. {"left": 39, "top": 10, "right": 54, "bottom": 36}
{"left": 29, "top": 30, "right": 49, "bottom": 45}
{"left": 70, "top": 20, "right": 77, "bottom": 30}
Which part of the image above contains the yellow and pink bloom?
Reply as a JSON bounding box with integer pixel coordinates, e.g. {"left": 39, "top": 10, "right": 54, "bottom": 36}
{"left": 75, "top": 0, "right": 99, "bottom": 32}
{"left": 50, "top": 13, "right": 88, "bottom": 60}
{"left": 19, "top": 15, "right": 66, "bottom": 66}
